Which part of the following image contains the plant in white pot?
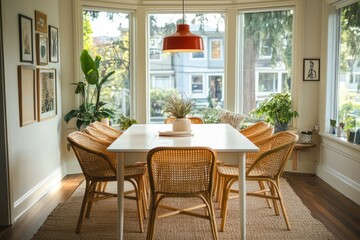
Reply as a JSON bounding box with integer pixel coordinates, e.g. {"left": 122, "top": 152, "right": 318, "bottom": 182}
{"left": 251, "top": 91, "right": 299, "bottom": 133}
{"left": 163, "top": 95, "right": 194, "bottom": 132}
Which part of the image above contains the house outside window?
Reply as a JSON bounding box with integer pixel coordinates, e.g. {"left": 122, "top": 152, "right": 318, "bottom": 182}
{"left": 210, "top": 39, "right": 222, "bottom": 60}
{"left": 148, "top": 13, "right": 225, "bottom": 123}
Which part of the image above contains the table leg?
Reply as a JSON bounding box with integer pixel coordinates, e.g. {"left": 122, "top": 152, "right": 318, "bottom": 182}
{"left": 117, "top": 153, "right": 125, "bottom": 240}
{"left": 238, "top": 152, "right": 246, "bottom": 240}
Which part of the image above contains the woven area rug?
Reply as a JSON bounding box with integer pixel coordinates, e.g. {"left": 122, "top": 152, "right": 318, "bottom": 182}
{"left": 32, "top": 178, "right": 334, "bottom": 240}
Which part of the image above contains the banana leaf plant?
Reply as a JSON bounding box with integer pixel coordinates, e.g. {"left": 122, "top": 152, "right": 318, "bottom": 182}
{"left": 64, "top": 49, "right": 115, "bottom": 130}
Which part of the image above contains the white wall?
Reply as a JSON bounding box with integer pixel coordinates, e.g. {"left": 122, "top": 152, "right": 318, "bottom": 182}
{"left": 2, "top": 0, "right": 66, "bottom": 222}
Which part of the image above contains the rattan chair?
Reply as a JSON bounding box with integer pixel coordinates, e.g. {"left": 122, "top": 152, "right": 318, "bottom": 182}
{"left": 146, "top": 147, "right": 218, "bottom": 240}
{"left": 90, "top": 121, "right": 121, "bottom": 140}
{"left": 68, "top": 131, "right": 147, "bottom": 233}
{"left": 217, "top": 131, "right": 298, "bottom": 231}
{"left": 214, "top": 124, "right": 273, "bottom": 201}
{"left": 239, "top": 121, "right": 269, "bottom": 136}
{"left": 164, "top": 116, "right": 204, "bottom": 124}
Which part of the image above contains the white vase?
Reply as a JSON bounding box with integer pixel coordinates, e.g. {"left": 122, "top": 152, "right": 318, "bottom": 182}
{"left": 172, "top": 118, "right": 191, "bottom": 132}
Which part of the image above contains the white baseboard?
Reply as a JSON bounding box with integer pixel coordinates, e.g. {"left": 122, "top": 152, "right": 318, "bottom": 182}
{"left": 285, "top": 159, "right": 315, "bottom": 173}
{"left": 317, "top": 164, "right": 360, "bottom": 206}
{"left": 12, "top": 167, "right": 65, "bottom": 222}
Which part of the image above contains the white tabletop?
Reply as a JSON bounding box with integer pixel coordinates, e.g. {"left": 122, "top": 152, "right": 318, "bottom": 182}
{"left": 107, "top": 123, "right": 258, "bottom": 153}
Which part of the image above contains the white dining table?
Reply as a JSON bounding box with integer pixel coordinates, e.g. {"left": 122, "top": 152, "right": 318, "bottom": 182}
{"left": 107, "top": 123, "right": 259, "bottom": 240}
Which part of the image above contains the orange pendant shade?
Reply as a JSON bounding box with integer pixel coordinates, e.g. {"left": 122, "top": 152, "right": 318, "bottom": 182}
{"left": 162, "top": 24, "right": 204, "bottom": 52}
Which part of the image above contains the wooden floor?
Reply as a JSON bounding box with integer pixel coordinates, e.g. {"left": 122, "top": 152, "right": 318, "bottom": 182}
{"left": 0, "top": 172, "right": 359, "bottom": 240}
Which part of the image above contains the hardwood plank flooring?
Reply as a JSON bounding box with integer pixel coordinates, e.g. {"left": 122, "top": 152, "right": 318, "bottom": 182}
{"left": 0, "top": 174, "right": 84, "bottom": 240}
{"left": 283, "top": 172, "right": 360, "bottom": 240}
{"left": 0, "top": 172, "right": 359, "bottom": 240}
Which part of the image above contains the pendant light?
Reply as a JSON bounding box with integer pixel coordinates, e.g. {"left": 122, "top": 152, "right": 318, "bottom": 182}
{"left": 162, "top": 0, "right": 204, "bottom": 52}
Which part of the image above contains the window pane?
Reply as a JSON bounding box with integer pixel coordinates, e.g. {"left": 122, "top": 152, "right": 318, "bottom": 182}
{"left": 83, "top": 10, "right": 131, "bottom": 118}
{"left": 148, "top": 13, "right": 225, "bottom": 123}
{"left": 240, "top": 10, "right": 293, "bottom": 116}
{"left": 336, "top": 3, "right": 360, "bottom": 131}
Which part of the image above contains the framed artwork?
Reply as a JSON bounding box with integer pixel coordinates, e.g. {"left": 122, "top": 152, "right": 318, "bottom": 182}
{"left": 37, "top": 68, "right": 57, "bottom": 121}
{"left": 35, "top": 10, "right": 47, "bottom": 33}
{"left": 48, "top": 25, "right": 59, "bottom": 62}
{"left": 36, "top": 33, "right": 47, "bottom": 65}
{"left": 303, "top": 59, "right": 320, "bottom": 81}
{"left": 18, "top": 65, "right": 37, "bottom": 126}
{"left": 18, "top": 14, "right": 33, "bottom": 63}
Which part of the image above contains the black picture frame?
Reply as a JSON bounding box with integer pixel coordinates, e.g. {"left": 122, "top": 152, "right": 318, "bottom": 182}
{"left": 303, "top": 59, "right": 320, "bottom": 81}
{"left": 36, "top": 33, "right": 47, "bottom": 65}
{"left": 18, "top": 14, "right": 34, "bottom": 63}
{"left": 48, "top": 25, "right": 58, "bottom": 63}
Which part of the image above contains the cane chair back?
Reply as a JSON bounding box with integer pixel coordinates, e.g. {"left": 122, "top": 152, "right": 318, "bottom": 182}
{"left": 239, "top": 121, "right": 269, "bottom": 137}
{"left": 68, "top": 131, "right": 147, "bottom": 233}
{"left": 146, "top": 147, "right": 218, "bottom": 240}
{"left": 246, "top": 126, "right": 274, "bottom": 143}
{"left": 164, "top": 116, "right": 204, "bottom": 124}
{"left": 85, "top": 125, "right": 116, "bottom": 145}
{"left": 91, "top": 121, "right": 121, "bottom": 140}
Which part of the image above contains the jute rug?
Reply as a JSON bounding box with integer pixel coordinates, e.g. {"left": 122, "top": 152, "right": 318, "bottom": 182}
{"left": 32, "top": 179, "right": 334, "bottom": 239}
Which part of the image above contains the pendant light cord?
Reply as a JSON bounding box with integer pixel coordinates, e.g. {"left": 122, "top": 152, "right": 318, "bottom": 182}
{"left": 182, "top": 0, "right": 185, "bottom": 24}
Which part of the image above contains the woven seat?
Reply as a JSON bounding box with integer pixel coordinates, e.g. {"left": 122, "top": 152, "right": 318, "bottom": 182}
{"left": 217, "top": 131, "right": 298, "bottom": 231}
{"left": 146, "top": 147, "right": 218, "bottom": 240}
{"left": 164, "top": 116, "right": 204, "bottom": 124}
{"left": 90, "top": 121, "right": 121, "bottom": 140}
{"left": 67, "top": 131, "right": 147, "bottom": 233}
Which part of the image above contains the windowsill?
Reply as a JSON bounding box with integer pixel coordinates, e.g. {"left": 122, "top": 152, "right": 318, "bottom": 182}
{"left": 319, "top": 132, "right": 360, "bottom": 152}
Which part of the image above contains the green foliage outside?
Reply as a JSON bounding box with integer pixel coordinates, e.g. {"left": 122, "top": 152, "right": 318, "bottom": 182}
{"left": 83, "top": 11, "right": 131, "bottom": 123}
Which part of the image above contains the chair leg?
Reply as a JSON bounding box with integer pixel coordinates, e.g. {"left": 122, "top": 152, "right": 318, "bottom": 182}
{"left": 269, "top": 182, "right": 280, "bottom": 216}
{"left": 258, "top": 180, "right": 272, "bottom": 208}
{"left": 146, "top": 195, "right": 158, "bottom": 240}
{"left": 274, "top": 180, "right": 291, "bottom": 230}
{"left": 206, "top": 195, "right": 219, "bottom": 240}
{"left": 76, "top": 180, "right": 91, "bottom": 234}
{"left": 85, "top": 182, "right": 97, "bottom": 218}
{"left": 126, "top": 178, "right": 144, "bottom": 233}
{"left": 220, "top": 177, "right": 236, "bottom": 232}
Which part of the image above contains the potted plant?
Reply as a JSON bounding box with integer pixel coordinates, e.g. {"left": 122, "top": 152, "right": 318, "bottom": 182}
{"left": 64, "top": 49, "right": 115, "bottom": 130}
{"left": 251, "top": 91, "right": 299, "bottom": 132}
{"left": 117, "top": 115, "right": 138, "bottom": 131}
{"left": 163, "top": 95, "right": 194, "bottom": 131}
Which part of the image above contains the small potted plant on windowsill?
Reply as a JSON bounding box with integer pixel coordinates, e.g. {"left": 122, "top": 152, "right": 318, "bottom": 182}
{"left": 163, "top": 95, "right": 194, "bottom": 131}
{"left": 250, "top": 91, "right": 299, "bottom": 133}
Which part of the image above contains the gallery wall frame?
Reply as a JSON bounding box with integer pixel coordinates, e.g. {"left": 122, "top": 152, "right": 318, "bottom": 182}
{"left": 48, "top": 25, "right": 58, "bottom": 63}
{"left": 18, "top": 14, "right": 34, "bottom": 63}
{"left": 18, "top": 65, "right": 37, "bottom": 126}
{"left": 35, "top": 10, "right": 47, "bottom": 33}
{"left": 37, "top": 68, "right": 56, "bottom": 121}
{"left": 303, "top": 58, "right": 320, "bottom": 81}
{"left": 36, "top": 33, "right": 47, "bottom": 65}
